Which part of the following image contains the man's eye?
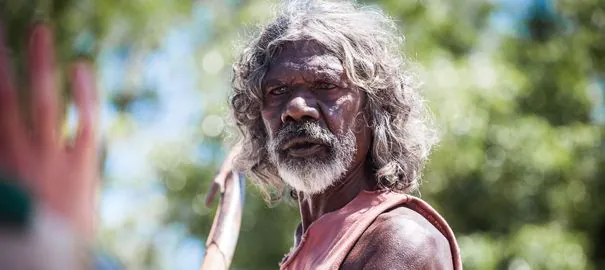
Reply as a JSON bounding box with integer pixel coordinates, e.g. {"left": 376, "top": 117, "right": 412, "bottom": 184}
{"left": 269, "top": 86, "right": 289, "bottom": 95}
{"left": 316, "top": 83, "right": 337, "bottom": 90}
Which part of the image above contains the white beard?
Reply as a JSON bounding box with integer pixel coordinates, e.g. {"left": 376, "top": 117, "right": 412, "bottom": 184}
{"left": 275, "top": 153, "right": 350, "bottom": 195}
{"left": 268, "top": 126, "right": 357, "bottom": 195}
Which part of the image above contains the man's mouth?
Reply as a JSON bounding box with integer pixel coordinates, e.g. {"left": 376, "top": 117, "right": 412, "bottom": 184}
{"left": 281, "top": 137, "right": 327, "bottom": 157}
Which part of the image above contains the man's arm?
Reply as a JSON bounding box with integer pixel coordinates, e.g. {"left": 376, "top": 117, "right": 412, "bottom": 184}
{"left": 343, "top": 207, "right": 453, "bottom": 270}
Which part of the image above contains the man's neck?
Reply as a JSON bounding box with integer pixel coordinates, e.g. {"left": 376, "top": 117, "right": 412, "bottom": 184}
{"left": 297, "top": 161, "right": 376, "bottom": 233}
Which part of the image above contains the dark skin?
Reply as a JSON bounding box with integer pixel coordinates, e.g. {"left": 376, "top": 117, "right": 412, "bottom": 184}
{"left": 261, "top": 41, "right": 453, "bottom": 269}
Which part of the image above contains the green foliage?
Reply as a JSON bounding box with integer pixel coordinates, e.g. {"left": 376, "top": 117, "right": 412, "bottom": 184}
{"left": 157, "top": 140, "right": 301, "bottom": 269}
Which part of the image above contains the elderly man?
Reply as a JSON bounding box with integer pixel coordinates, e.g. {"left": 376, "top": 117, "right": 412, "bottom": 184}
{"left": 0, "top": 0, "right": 460, "bottom": 269}
{"left": 229, "top": 1, "right": 461, "bottom": 269}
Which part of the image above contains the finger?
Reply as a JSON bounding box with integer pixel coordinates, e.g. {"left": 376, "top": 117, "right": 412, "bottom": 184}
{"left": 205, "top": 170, "right": 233, "bottom": 207}
{"left": 0, "top": 22, "right": 28, "bottom": 167}
{"left": 65, "top": 62, "right": 99, "bottom": 240}
{"left": 205, "top": 182, "right": 219, "bottom": 207}
{"left": 28, "top": 24, "right": 59, "bottom": 151}
{"left": 71, "top": 61, "right": 98, "bottom": 155}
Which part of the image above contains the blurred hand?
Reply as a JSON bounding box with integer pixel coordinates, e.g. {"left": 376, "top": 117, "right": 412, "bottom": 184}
{"left": 0, "top": 24, "right": 98, "bottom": 239}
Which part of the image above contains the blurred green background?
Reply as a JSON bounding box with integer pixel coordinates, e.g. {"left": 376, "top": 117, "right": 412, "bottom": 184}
{"left": 1, "top": 0, "right": 604, "bottom": 269}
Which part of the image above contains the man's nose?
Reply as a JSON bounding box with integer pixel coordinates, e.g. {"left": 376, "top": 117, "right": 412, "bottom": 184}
{"left": 281, "top": 94, "right": 320, "bottom": 123}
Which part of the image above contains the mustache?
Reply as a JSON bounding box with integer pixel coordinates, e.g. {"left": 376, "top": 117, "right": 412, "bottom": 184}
{"left": 273, "top": 121, "right": 336, "bottom": 149}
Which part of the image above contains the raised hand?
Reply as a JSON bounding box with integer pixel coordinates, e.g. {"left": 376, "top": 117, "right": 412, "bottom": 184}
{"left": 205, "top": 144, "right": 241, "bottom": 207}
{"left": 0, "top": 24, "right": 99, "bottom": 239}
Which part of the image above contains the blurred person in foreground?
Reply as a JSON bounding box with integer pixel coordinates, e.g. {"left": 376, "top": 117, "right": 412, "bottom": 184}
{"left": 229, "top": 1, "right": 461, "bottom": 269}
{"left": 0, "top": 22, "right": 112, "bottom": 269}
{"left": 0, "top": 1, "right": 462, "bottom": 270}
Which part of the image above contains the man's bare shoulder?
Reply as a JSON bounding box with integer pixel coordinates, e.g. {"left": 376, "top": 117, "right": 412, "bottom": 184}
{"left": 342, "top": 206, "right": 453, "bottom": 270}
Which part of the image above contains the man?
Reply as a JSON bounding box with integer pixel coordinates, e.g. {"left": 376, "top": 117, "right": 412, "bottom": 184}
{"left": 229, "top": 1, "right": 461, "bottom": 269}
{"left": 0, "top": 1, "right": 461, "bottom": 270}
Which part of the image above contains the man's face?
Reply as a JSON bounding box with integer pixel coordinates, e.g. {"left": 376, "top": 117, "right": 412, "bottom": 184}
{"left": 261, "top": 41, "right": 371, "bottom": 194}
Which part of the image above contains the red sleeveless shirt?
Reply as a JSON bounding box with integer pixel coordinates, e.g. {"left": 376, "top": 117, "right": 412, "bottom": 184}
{"left": 279, "top": 190, "right": 462, "bottom": 270}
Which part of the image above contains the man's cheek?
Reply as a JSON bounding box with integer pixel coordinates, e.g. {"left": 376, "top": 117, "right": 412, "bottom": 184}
{"left": 324, "top": 105, "right": 352, "bottom": 136}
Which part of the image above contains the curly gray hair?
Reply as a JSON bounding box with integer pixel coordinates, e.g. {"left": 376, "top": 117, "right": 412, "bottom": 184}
{"left": 230, "top": 0, "right": 438, "bottom": 201}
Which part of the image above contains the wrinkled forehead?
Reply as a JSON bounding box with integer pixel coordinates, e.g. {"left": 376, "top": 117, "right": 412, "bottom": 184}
{"left": 263, "top": 40, "right": 345, "bottom": 83}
